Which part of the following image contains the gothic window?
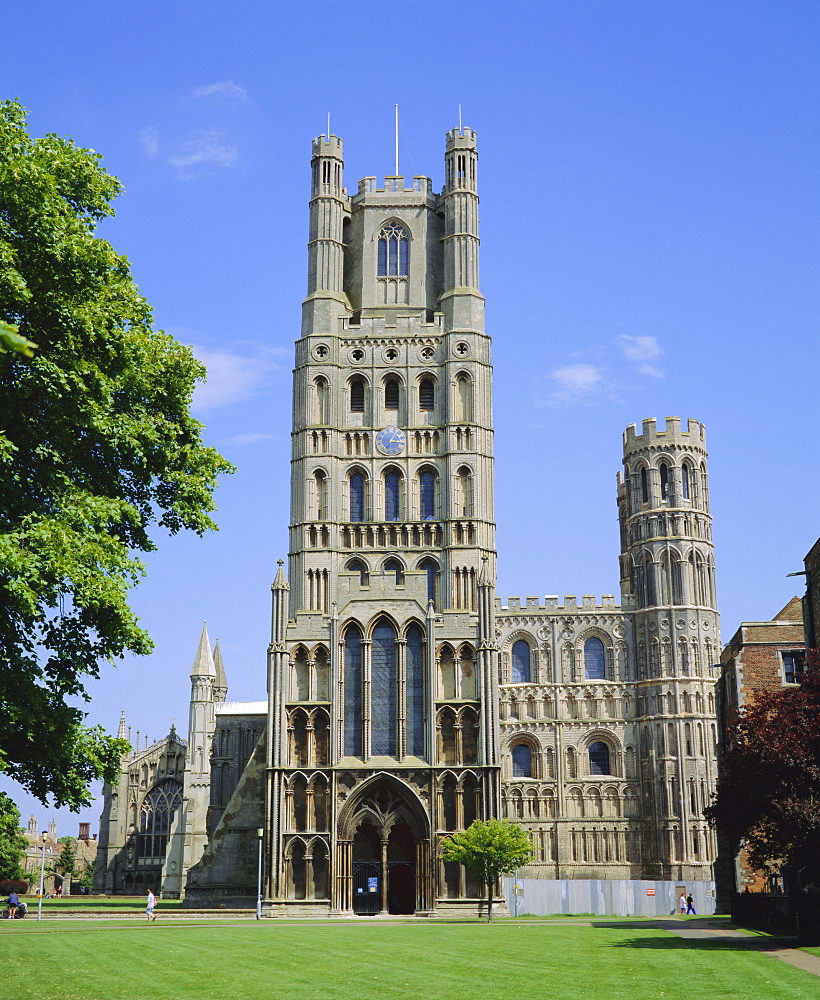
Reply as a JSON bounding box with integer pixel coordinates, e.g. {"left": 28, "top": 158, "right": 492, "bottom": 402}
{"left": 512, "top": 742, "right": 532, "bottom": 778}
{"left": 314, "top": 376, "right": 329, "bottom": 425}
{"left": 137, "top": 779, "right": 182, "bottom": 863}
{"left": 343, "top": 624, "right": 363, "bottom": 756}
{"left": 377, "top": 221, "right": 409, "bottom": 277}
{"left": 460, "top": 706, "right": 478, "bottom": 763}
{"left": 349, "top": 472, "right": 366, "bottom": 522}
{"left": 346, "top": 558, "right": 369, "bottom": 586}
{"left": 456, "top": 466, "right": 473, "bottom": 517}
{"left": 588, "top": 742, "right": 610, "bottom": 775}
{"left": 511, "top": 640, "right": 531, "bottom": 683}
{"left": 439, "top": 645, "right": 456, "bottom": 699}
{"left": 406, "top": 624, "right": 425, "bottom": 757}
{"left": 640, "top": 466, "right": 649, "bottom": 504}
{"left": 384, "top": 558, "right": 404, "bottom": 585}
{"left": 584, "top": 637, "right": 606, "bottom": 680}
{"left": 459, "top": 645, "right": 477, "bottom": 699}
{"left": 681, "top": 463, "right": 691, "bottom": 500}
{"left": 659, "top": 462, "right": 669, "bottom": 501}
{"left": 384, "top": 377, "right": 400, "bottom": 411}
{"left": 293, "top": 647, "right": 310, "bottom": 701}
{"left": 419, "top": 470, "right": 436, "bottom": 520}
{"left": 370, "top": 618, "right": 398, "bottom": 756}
{"left": 419, "top": 377, "right": 435, "bottom": 411}
{"left": 313, "top": 470, "right": 327, "bottom": 520}
{"left": 455, "top": 374, "right": 472, "bottom": 422}
{"left": 438, "top": 708, "right": 456, "bottom": 766}
{"left": 419, "top": 558, "right": 439, "bottom": 608}
{"left": 384, "top": 471, "right": 400, "bottom": 520}
{"left": 350, "top": 376, "right": 366, "bottom": 413}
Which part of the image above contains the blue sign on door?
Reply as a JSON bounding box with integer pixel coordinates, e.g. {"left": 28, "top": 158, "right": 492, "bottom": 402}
{"left": 367, "top": 877, "right": 378, "bottom": 893}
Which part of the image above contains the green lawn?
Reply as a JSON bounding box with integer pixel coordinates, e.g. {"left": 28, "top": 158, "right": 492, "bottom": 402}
{"left": 0, "top": 921, "right": 816, "bottom": 1000}
{"left": 14, "top": 896, "right": 185, "bottom": 912}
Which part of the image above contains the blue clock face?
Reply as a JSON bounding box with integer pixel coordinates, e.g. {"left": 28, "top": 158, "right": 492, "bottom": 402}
{"left": 376, "top": 426, "right": 406, "bottom": 456}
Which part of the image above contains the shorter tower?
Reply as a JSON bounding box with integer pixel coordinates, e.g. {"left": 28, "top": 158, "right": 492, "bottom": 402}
{"left": 617, "top": 418, "right": 719, "bottom": 879}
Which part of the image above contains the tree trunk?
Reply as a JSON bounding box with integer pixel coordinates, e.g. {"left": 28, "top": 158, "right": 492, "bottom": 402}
{"left": 486, "top": 877, "right": 493, "bottom": 922}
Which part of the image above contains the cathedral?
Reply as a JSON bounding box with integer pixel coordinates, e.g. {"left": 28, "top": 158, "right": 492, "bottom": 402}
{"left": 96, "top": 125, "right": 720, "bottom": 915}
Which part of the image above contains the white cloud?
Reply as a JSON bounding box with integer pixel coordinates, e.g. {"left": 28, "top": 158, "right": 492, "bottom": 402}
{"left": 190, "top": 345, "right": 279, "bottom": 413}
{"left": 140, "top": 127, "right": 159, "bottom": 157}
{"left": 637, "top": 363, "right": 665, "bottom": 379}
{"left": 218, "top": 432, "right": 277, "bottom": 449}
{"left": 168, "top": 131, "right": 239, "bottom": 179}
{"left": 190, "top": 80, "right": 250, "bottom": 104}
{"left": 544, "top": 364, "right": 608, "bottom": 404}
{"left": 617, "top": 334, "right": 662, "bottom": 362}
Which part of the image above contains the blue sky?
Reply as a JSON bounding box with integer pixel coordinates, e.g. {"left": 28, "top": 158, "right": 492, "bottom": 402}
{"left": 2, "top": 0, "right": 818, "bottom": 835}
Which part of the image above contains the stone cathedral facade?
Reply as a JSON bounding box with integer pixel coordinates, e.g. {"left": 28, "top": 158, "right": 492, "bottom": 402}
{"left": 96, "top": 126, "right": 721, "bottom": 914}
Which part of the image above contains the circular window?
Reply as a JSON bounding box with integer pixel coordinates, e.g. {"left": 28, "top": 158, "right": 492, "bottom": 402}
{"left": 454, "top": 341, "right": 470, "bottom": 357}
{"left": 384, "top": 347, "right": 399, "bottom": 362}
{"left": 313, "top": 344, "right": 329, "bottom": 360}
{"left": 350, "top": 347, "right": 365, "bottom": 363}
{"left": 418, "top": 345, "right": 436, "bottom": 362}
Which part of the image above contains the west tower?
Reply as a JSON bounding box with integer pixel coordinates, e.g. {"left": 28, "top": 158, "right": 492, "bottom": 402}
{"left": 265, "top": 127, "right": 501, "bottom": 916}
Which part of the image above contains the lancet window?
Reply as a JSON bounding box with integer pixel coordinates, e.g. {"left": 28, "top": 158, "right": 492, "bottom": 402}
{"left": 377, "top": 222, "right": 409, "bottom": 276}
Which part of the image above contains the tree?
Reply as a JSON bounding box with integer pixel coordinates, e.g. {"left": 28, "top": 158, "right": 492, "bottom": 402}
{"left": 441, "top": 818, "right": 533, "bottom": 921}
{"left": 0, "top": 792, "right": 28, "bottom": 882}
{"left": 76, "top": 860, "right": 96, "bottom": 891}
{"left": 706, "top": 650, "right": 820, "bottom": 893}
{"left": 0, "top": 100, "right": 233, "bottom": 809}
{"left": 55, "top": 841, "right": 76, "bottom": 878}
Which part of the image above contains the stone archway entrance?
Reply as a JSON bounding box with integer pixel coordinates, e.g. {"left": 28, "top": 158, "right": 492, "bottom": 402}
{"left": 336, "top": 776, "right": 432, "bottom": 915}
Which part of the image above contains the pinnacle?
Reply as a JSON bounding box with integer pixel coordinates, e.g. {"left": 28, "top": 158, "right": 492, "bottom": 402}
{"left": 190, "top": 621, "right": 216, "bottom": 678}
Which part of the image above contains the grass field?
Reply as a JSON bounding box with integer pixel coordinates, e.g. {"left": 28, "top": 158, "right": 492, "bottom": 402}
{"left": 0, "top": 920, "right": 816, "bottom": 1000}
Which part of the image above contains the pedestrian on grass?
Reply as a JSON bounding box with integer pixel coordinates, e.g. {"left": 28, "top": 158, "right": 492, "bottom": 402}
{"left": 679, "top": 893, "right": 686, "bottom": 916}
{"left": 146, "top": 888, "right": 157, "bottom": 921}
{"left": 7, "top": 891, "right": 19, "bottom": 919}
{"left": 686, "top": 894, "right": 696, "bottom": 915}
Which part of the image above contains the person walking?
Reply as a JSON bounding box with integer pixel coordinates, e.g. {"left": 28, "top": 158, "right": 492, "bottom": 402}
{"left": 679, "top": 893, "right": 686, "bottom": 917}
{"left": 686, "top": 894, "right": 697, "bottom": 915}
{"left": 146, "top": 889, "right": 157, "bottom": 922}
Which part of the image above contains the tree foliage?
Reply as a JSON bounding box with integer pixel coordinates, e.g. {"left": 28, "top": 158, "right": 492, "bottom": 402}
{"left": 707, "top": 650, "right": 820, "bottom": 891}
{"left": 0, "top": 100, "right": 233, "bottom": 809}
{"left": 0, "top": 792, "right": 28, "bottom": 882}
{"left": 55, "top": 841, "right": 76, "bottom": 877}
{"left": 441, "top": 818, "right": 532, "bottom": 921}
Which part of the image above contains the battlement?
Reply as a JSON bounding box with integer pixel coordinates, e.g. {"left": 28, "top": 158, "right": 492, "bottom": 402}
{"left": 623, "top": 416, "right": 706, "bottom": 452}
{"left": 312, "top": 134, "right": 344, "bottom": 157}
{"left": 356, "top": 175, "right": 434, "bottom": 196}
{"left": 495, "top": 594, "right": 620, "bottom": 613}
{"left": 445, "top": 127, "right": 477, "bottom": 149}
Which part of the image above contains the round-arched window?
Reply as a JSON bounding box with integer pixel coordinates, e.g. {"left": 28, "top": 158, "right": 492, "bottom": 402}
{"left": 584, "top": 637, "right": 606, "bottom": 680}
{"left": 511, "top": 640, "right": 531, "bottom": 683}
{"left": 588, "top": 742, "right": 610, "bottom": 775}
{"left": 512, "top": 743, "right": 532, "bottom": 778}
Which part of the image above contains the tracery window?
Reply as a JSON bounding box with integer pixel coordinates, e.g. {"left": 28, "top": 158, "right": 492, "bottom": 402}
{"left": 377, "top": 222, "right": 409, "bottom": 276}
{"left": 138, "top": 779, "right": 182, "bottom": 863}
{"left": 584, "top": 637, "right": 606, "bottom": 680}
{"left": 343, "top": 624, "right": 363, "bottom": 756}
{"left": 511, "top": 640, "right": 531, "bottom": 683}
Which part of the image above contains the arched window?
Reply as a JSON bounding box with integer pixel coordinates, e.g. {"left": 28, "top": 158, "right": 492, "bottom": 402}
{"left": 384, "top": 558, "right": 403, "bottom": 585}
{"left": 343, "top": 624, "right": 363, "bottom": 757}
{"left": 138, "top": 779, "right": 182, "bottom": 862}
{"left": 405, "top": 624, "right": 425, "bottom": 757}
{"left": 512, "top": 743, "right": 532, "bottom": 778}
{"left": 349, "top": 472, "right": 365, "bottom": 522}
{"left": 659, "top": 463, "right": 669, "bottom": 501}
{"left": 346, "top": 559, "right": 369, "bottom": 586}
{"left": 456, "top": 466, "right": 472, "bottom": 517}
{"left": 681, "top": 463, "right": 691, "bottom": 500}
{"left": 584, "top": 637, "right": 606, "bottom": 680}
{"left": 455, "top": 374, "right": 472, "bottom": 422}
{"left": 419, "top": 558, "right": 439, "bottom": 608}
{"left": 384, "top": 377, "right": 400, "bottom": 411}
{"left": 419, "top": 378, "right": 435, "bottom": 411}
{"left": 384, "top": 471, "right": 400, "bottom": 521}
{"left": 640, "top": 466, "right": 649, "bottom": 504}
{"left": 314, "top": 376, "right": 329, "bottom": 424}
{"left": 313, "top": 470, "right": 327, "bottom": 520}
{"left": 377, "top": 221, "right": 409, "bottom": 276}
{"left": 588, "top": 742, "right": 611, "bottom": 775}
{"left": 371, "top": 618, "right": 397, "bottom": 756}
{"left": 511, "top": 640, "right": 531, "bottom": 683}
{"left": 419, "top": 470, "right": 436, "bottom": 520}
{"left": 350, "top": 376, "right": 365, "bottom": 413}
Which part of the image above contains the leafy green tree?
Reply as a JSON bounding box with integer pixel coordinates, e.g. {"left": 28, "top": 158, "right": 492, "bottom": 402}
{"left": 77, "top": 860, "right": 96, "bottom": 891}
{"left": 0, "top": 792, "right": 28, "bottom": 882}
{"left": 707, "top": 650, "right": 820, "bottom": 893}
{"left": 441, "top": 818, "right": 532, "bottom": 921}
{"left": 0, "top": 100, "right": 233, "bottom": 809}
{"left": 55, "top": 841, "right": 76, "bottom": 878}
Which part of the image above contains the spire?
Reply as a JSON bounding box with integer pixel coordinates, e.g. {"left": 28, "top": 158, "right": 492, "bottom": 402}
{"left": 273, "top": 559, "right": 289, "bottom": 591}
{"left": 478, "top": 553, "right": 492, "bottom": 588}
{"left": 117, "top": 710, "right": 127, "bottom": 740}
{"left": 190, "top": 621, "right": 216, "bottom": 679}
{"left": 213, "top": 639, "right": 228, "bottom": 702}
